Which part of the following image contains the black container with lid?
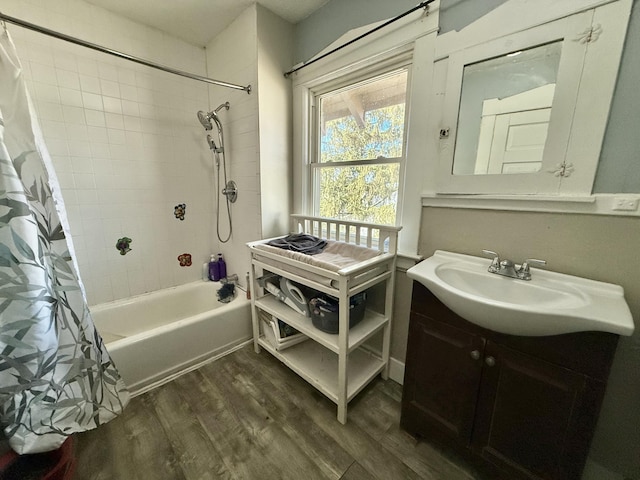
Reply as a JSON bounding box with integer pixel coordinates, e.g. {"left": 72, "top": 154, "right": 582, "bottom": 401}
{"left": 309, "top": 292, "right": 366, "bottom": 334}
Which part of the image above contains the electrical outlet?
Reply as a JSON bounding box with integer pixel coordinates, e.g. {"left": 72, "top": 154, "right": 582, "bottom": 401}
{"left": 612, "top": 197, "right": 639, "bottom": 211}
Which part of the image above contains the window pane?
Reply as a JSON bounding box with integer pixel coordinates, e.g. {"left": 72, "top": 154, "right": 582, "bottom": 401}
{"left": 317, "top": 163, "right": 399, "bottom": 225}
{"left": 319, "top": 70, "right": 408, "bottom": 163}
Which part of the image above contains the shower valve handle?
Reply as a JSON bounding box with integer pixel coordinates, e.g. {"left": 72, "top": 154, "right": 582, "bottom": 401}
{"left": 222, "top": 181, "right": 238, "bottom": 203}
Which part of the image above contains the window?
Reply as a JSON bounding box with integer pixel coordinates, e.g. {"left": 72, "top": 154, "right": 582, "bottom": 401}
{"left": 311, "top": 69, "right": 409, "bottom": 225}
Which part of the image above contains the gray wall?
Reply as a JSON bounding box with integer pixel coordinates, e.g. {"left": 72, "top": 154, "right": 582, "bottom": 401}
{"left": 594, "top": 0, "right": 640, "bottom": 193}
{"left": 294, "top": 0, "right": 507, "bottom": 63}
{"left": 438, "top": 0, "right": 507, "bottom": 33}
{"left": 293, "top": 0, "right": 417, "bottom": 64}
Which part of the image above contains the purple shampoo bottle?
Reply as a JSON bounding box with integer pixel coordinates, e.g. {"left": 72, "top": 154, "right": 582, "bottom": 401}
{"left": 209, "top": 254, "right": 220, "bottom": 281}
{"left": 217, "top": 253, "right": 227, "bottom": 279}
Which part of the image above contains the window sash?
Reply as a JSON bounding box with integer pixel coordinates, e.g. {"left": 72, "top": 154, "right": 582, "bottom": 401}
{"left": 313, "top": 68, "right": 409, "bottom": 165}
{"left": 310, "top": 156, "right": 402, "bottom": 169}
{"left": 308, "top": 67, "right": 410, "bottom": 224}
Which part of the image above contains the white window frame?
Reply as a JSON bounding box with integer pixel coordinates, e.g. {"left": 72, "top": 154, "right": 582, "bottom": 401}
{"left": 291, "top": 7, "right": 440, "bottom": 256}
{"left": 308, "top": 66, "right": 412, "bottom": 225}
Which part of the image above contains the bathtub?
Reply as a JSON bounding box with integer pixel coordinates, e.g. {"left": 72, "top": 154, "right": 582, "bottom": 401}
{"left": 90, "top": 281, "right": 252, "bottom": 395}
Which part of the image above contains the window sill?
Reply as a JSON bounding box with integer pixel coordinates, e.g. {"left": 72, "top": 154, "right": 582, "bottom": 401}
{"left": 421, "top": 193, "right": 640, "bottom": 217}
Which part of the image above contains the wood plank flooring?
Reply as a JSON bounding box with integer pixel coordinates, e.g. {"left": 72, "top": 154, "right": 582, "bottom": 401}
{"left": 74, "top": 345, "right": 489, "bottom": 480}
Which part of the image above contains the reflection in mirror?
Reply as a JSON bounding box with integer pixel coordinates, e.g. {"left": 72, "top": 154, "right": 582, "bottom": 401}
{"left": 453, "top": 42, "right": 562, "bottom": 175}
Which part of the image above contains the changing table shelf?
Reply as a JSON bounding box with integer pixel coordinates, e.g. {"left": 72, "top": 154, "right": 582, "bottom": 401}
{"left": 255, "top": 294, "right": 388, "bottom": 354}
{"left": 248, "top": 215, "right": 401, "bottom": 424}
{"left": 259, "top": 328, "right": 386, "bottom": 404}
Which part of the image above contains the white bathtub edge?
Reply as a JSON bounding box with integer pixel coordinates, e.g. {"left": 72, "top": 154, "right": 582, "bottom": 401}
{"left": 128, "top": 337, "right": 253, "bottom": 398}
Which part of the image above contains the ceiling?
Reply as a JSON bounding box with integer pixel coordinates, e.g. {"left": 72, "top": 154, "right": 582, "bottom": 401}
{"left": 86, "top": 0, "right": 329, "bottom": 47}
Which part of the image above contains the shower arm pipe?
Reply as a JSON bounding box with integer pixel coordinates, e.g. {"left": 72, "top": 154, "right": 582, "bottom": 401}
{"left": 284, "top": 0, "right": 435, "bottom": 78}
{"left": 0, "top": 12, "right": 252, "bottom": 94}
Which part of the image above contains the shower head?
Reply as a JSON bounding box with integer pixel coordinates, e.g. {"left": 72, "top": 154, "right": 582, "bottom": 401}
{"left": 197, "top": 102, "right": 230, "bottom": 131}
{"left": 197, "top": 110, "right": 213, "bottom": 131}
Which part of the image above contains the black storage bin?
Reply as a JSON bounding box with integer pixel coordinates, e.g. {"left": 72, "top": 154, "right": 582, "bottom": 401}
{"left": 309, "top": 292, "right": 367, "bottom": 334}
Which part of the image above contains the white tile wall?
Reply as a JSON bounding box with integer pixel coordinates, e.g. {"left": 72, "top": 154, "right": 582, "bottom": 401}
{"left": 3, "top": 0, "right": 217, "bottom": 305}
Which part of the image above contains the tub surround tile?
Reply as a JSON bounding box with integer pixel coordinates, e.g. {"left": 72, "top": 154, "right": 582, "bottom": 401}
{"left": 4, "top": 0, "right": 214, "bottom": 305}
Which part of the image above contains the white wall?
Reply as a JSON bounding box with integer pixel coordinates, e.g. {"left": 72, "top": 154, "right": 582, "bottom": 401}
{"left": 257, "top": 5, "right": 294, "bottom": 238}
{"left": 3, "top": 0, "right": 216, "bottom": 305}
{"left": 205, "top": 6, "right": 260, "bottom": 284}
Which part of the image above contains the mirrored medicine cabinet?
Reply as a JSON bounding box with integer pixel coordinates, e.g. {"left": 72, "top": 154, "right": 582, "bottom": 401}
{"left": 436, "top": 0, "right": 632, "bottom": 196}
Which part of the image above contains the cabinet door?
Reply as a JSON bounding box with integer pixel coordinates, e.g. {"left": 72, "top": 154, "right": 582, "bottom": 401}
{"left": 402, "top": 314, "right": 485, "bottom": 446}
{"left": 472, "top": 342, "right": 591, "bottom": 480}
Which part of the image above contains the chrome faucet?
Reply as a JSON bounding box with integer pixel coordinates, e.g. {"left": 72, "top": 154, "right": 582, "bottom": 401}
{"left": 221, "top": 273, "right": 239, "bottom": 285}
{"left": 517, "top": 258, "right": 547, "bottom": 280}
{"left": 482, "top": 250, "right": 546, "bottom": 281}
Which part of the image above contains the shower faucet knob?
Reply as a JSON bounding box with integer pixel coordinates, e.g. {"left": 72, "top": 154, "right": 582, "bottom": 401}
{"left": 222, "top": 181, "right": 238, "bottom": 203}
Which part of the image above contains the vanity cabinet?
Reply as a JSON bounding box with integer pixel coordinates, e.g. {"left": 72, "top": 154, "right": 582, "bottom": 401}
{"left": 402, "top": 282, "right": 619, "bottom": 480}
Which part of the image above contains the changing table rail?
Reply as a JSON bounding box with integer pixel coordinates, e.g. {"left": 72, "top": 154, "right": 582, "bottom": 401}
{"left": 290, "top": 214, "right": 401, "bottom": 253}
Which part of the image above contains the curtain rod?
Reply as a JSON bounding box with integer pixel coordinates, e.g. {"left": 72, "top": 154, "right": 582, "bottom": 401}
{"left": 0, "top": 12, "right": 252, "bottom": 94}
{"left": 284, "top": 0, "right": 436, "bottom": 78}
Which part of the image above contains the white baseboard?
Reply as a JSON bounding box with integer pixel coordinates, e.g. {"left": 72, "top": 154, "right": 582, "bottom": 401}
{"left": 388, "top": 357, "right": 405, "bottom": 385}
{"left": 359, "top": 345, "right": 405, "bottom": 385}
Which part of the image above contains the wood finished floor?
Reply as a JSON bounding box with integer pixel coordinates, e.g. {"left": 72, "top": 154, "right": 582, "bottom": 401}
{"left": 75, "top": 345, "right": 489, "bottom": 480}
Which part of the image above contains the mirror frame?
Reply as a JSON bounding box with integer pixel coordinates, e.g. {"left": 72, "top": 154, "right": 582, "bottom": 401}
{"left": 436, "top": 0, "right": 632, "bottom": 196}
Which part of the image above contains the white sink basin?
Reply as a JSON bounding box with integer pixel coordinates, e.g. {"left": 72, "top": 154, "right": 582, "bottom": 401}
{"left": 407, "top": 250, "right": 634, "bottom": 337}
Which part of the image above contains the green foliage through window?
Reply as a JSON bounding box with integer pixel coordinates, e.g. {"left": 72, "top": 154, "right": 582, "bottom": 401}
{"left": 315, "top": 69, "right": 408, "bottom": 226}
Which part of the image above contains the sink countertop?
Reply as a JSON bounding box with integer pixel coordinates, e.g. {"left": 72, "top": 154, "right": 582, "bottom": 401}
{"left": 407, "top": 250, "right": 634, "bottom": 337}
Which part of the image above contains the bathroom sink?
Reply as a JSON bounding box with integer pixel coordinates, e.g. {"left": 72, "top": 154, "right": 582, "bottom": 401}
{"left": 407, "top": 250, "right": 634, "bottom": 336}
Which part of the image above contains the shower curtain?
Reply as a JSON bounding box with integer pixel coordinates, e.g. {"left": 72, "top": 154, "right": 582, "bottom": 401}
{"left": 0, "top": 28, "right": 129, "bottom": 454}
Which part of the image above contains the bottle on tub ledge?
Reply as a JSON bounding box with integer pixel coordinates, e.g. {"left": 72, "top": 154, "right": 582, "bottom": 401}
{"left": 209, "top": 254, "right": 221, "bottom": 281}
{"left": 202, "top": 261, "right": 209, "bottom": 281}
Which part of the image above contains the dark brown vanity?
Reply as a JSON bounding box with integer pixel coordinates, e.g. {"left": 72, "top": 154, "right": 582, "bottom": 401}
{"left": 401, "top": 282, "right": 619, "bottom": 480}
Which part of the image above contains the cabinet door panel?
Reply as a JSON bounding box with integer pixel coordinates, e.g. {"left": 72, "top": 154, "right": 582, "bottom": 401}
{"left": 472, "top": 342, "right": 588, "bottom": 480}
{"left": 402, "top": 314, "right": 485, "bottom": 445}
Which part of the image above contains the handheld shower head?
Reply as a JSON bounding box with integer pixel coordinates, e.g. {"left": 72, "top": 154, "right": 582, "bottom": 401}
{"left": 206, "top": 134, "right": 217, "bottom": 151}
{"left": 206, "top": 134, "right": 224, "bottom": 154}
{"left": 197, "top": 110, "right": 213, "bottom": 131}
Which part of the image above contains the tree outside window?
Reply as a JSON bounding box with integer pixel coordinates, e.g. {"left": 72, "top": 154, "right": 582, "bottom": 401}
{"left": 313, "top": 69, "right": 408, "bottom": 225}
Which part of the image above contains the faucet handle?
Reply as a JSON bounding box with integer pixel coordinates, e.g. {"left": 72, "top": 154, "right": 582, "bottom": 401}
{"left": 522, "top": 258, "right": 546, "bottom": 268}
{"left": 518, "top": 258, "right": 546, "bottom": 280}
{"left": 482, "top": 250, "right": 500, "bottom": 272}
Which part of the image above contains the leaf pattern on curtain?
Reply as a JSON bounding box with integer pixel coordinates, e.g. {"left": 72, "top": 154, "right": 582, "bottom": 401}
{"left": 0, "top": 31, "right": 129, "bottom": 454}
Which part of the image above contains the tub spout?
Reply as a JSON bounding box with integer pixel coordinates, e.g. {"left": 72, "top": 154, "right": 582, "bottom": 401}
{"left": 221, "top": 274, "right": 238, "bottom": 285}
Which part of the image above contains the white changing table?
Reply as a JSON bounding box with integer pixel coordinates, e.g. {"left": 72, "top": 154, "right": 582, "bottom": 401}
{"left": 247, "top": 215, "right": 400, "bottom": 424}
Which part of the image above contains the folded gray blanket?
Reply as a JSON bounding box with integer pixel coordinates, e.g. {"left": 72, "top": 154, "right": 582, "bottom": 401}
{"left": 267, "top": 233, "right": 327, "bottom": 255}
